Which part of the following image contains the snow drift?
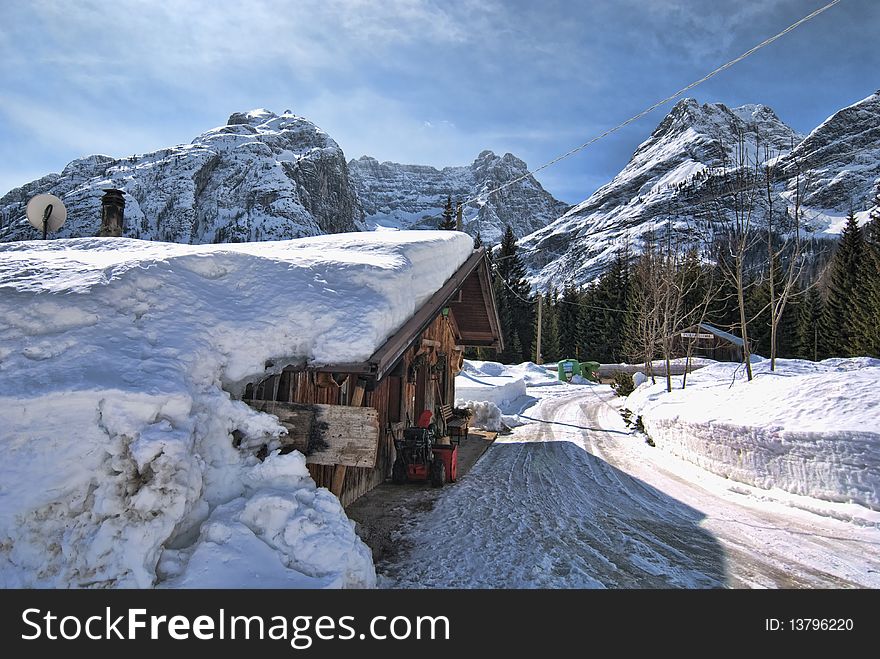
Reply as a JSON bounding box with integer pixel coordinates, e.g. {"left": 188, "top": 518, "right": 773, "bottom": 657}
{"left": 624, "top": 358, "right": 880, "bottom": 511}
{"left": 0, "top": 230, "right": 473, "bottom": 587}
{"left": 455, "top": 361, "right": 562, "bottom": 430}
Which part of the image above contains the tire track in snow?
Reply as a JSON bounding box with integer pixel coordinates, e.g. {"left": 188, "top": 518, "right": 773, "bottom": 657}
{"left": 381, "top": 388, "right": 725, "bottom": 588}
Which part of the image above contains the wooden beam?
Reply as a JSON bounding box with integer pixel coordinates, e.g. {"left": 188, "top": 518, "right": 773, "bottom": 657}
{"left": 244, "top": 400, "right": 380, "bottom": 468}
{"left": 331, "top": 465, "right": 347, "bottom": 497}
{"left": 350, "top": 381, "right": 365, "bottom": 406}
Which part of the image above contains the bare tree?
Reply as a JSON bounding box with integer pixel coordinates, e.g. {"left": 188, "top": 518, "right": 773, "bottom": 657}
{"left": 709, "top": 128, "right": 764, "bottom": 381}
{"left": 763, "top": 145, "right": 809, "bottom": 370}
{"left": 680, "top": 248, "right": 717, "bottom": 389}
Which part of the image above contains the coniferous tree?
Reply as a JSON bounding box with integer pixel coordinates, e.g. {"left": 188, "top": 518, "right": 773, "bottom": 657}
{"left": 777, "top": 278, "right": 802, "bottom": 359}
{"left": 557, "top": 285, "right": 582, "bottom": 359}
{"left": 542, "top": 289, "right": 561, "bottom": 362}
{"left": 746, "top": 266, "right": 774, "bottom": 358}
{"left": 473, "top": 231, "right": 483, "bottom": 249}
{"left": 795, "top": 285, "right": 823, "bottom": 360}
{"left": 707, "top": 260, "right": 740, "bottom": 330}
{"left": 863, "top": 188, "right": 880, "bottom": 355}
{"left": 819, "top": 210, "right": 871, "bottom": 357}
{"left": 439, "top": 196, "right": 456, "bottom": 230}
{"left": 494, "top": 225, "right": 534, "bottom": 362}
{"left": 579, "top": 283, "right": 604, "bottom": 361}
{"left": 584, "top": 249, "right": 631, "bottom": 362}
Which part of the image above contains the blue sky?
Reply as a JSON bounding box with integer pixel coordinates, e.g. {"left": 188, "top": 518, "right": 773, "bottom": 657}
{"left": 1, "top": 0, "right": 877, "bottom": 204}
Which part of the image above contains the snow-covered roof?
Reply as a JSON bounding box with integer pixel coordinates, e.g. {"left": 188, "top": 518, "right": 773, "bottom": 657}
{"left": 0, "top": 231, "right": 475, "bottom": 387}
{"left": 698, "top": 323, "right": 744, "bottom": 347}
{"left": 0, "top": 230, "right": 474, "bottom": 587}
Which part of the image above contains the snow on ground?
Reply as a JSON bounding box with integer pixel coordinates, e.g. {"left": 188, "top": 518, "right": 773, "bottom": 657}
{"left": 455, "top": 360, "right": 559, "bottom": 430}
{"left": 624, "top": 358, "right": 880, "bottom": 511}
{"left": 0, "top": 230, "right": 473, "bottom": 588}
{"left": 384, "top": 375, "right": 728, "bottom": 588}
{"left": 383, "top": 360, "right": 880, "bottom": 588}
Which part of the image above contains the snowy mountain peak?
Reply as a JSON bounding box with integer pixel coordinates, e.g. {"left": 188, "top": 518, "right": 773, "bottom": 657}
{"left": 227, "top": 108, "right": 277, "bottom": 126}
{"left": 60, "top": 154, "right": 116, "bottom": 179}
{"left": 471, "top": 150, "right": 529, "bottom": 173}
{"left": 646, "top": 98, "right": 799, "bottom": 153}
{"left": 781, "top": 90, "right": 880, "bottom": 212}
{"left": 518, "top": 90, "right": 878, "bottom": 289}
{"left": 1, "top": 110, "right": 362, "bottom": 243}
{"left": 348, "top": 151, "right": 568, "bottom": 242}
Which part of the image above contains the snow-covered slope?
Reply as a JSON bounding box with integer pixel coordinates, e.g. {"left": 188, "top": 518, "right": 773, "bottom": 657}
{"left": 0, "top": 230, "right": 473, "bottom": 588}
{"left": 0, "top": 109, "right": 365, "bottom": 243}
{"left": 349, "top": 150, "right": 569, "bottom": 243}
{"left": 779, "top": 91, "right": 880, "bottom": 231}
{"left": 520, "top": 92, "right": 880, "bottom": 288}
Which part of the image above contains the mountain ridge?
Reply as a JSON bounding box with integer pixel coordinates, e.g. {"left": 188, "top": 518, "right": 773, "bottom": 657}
{"left": 517, "top": 91, "right": 880, "bottom": 289}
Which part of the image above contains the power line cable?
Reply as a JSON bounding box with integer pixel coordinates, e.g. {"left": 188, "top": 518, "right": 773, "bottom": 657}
{"left": 459, "top": 0, "right": 843, "bottom": 209}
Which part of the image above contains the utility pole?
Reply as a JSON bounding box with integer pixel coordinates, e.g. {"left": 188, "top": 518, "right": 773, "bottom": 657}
{"left": 536, "top": 292, "right": 543, "bottom": 365}
{"left": 456, "top": 203, "right": 463, "bottom": 231}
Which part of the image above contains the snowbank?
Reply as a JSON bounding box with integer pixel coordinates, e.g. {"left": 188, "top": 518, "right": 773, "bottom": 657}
{"left": 0, "top": 231, "right": 473, "bottom": 587}
{"left": 455, "top": 361, "right": 561, "bottom": 430}
{"left": 456, "top": 400, "right": 504, "bottom": 432}
{"left": 624, "top": 358, "right": 880, "bottom": 511}
{"left": 455, "top": 370, "right": 527, "bottom": 409}
{"left": 456, "top": 360, "right": 556, "bottom": 406}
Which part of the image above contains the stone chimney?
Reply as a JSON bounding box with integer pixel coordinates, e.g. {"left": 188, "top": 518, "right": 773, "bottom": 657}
{"left": 98, "top": 189, "right": 125, "bottom": 237}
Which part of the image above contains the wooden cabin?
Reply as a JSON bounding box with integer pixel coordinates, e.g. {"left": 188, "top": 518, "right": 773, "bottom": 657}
{"left": 677, "top": 322, "right": 744, "bottom": 363}
{"left": 242, "top": 247, "right": 502, "bottom": 507}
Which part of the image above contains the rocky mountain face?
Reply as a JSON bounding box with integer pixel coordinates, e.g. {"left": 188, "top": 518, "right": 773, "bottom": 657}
{"left": 3, "top": 90, "right": 876, "bottom": 287}
{"left": 348, "top": 150, "right": 569, "bottom": 244}
{"left": 0, "top": 109, "right": 364, "bottom": 243}
{"left": 779, "top": 92, "right": 880, "bottom": 213}
{"left": 519, "top": 91, "right": 880, "bottom": 289}
{"left": 1, "top": 110, "right": 565, "bottom": 247}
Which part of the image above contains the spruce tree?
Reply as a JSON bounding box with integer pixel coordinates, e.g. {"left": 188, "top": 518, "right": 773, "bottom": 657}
{"left": 579, "top": 283, "right": 603, "bottom": 361}
{"left": 776, "top": 278, "right": 801, "bottom": 358}
{"left": 542, "top": 289, "right": 561, "bottom": 362}
{"left": 584, "top": 250, "right": 631, "bottom": 362}
{"left": 494, "top": 225, "right": 535, "bottom": 362}
{"left": 819, "top": 210, "right": 871, "bottom": 357}
{"left": 439, "top": 195, "right": 456, "bottom": 230}
{"left": 795, "top": 285, "right": 823, "bottom": 360}
{"left": 557, "top": 285, "right": 582, "bottom": 359}
{"left": 863, "top": 188, "right": 880, "bottom": 355}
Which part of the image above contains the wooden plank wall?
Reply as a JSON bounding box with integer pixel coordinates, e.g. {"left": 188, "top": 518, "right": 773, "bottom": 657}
{"left": 244, "top": 314, "right": 459, "bottom": 507}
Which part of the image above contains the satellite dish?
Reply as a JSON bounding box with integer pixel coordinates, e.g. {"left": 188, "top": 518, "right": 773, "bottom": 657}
{"left": 26, "top": 193, "right": 67, "bottom": 239}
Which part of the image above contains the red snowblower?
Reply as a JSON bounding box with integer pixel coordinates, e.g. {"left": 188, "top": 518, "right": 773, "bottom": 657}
{"left": 392, "top": 409, "right": 457, "bottom": 487}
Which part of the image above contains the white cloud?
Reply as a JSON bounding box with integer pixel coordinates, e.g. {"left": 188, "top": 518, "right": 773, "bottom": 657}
{"left": 298, "top": 88, "right": 477, "bottom": 166}
{"left": 2, "top": 0, "right": 477, "bottom": 94}
{"left": 0, "top": 93, "right": 182, "bottom": 158}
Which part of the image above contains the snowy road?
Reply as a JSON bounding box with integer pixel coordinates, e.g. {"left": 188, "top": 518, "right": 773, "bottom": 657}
{"left": 380, "top": 386, "right": 880, "bottom": 588}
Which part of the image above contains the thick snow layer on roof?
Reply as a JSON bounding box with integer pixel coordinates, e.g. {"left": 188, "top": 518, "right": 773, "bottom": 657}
{"left": 0, "top": 230, "right": 472, "bottom": 587}
{"left": 624, "top": 358, "right": 880, "bottom": 511}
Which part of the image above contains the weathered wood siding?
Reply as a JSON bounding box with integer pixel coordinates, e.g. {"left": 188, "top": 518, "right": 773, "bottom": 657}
{"left": 244, "top": 313, "right": 460, "bottom": 507}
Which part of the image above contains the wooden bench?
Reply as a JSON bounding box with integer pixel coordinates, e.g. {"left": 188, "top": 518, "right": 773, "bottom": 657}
{"left": 438, "top": 403, "right": 469, "bottom": 442}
